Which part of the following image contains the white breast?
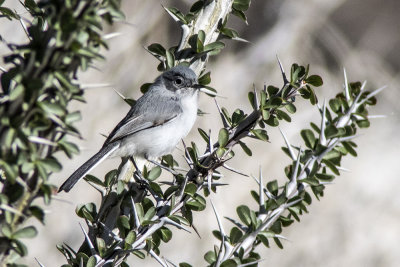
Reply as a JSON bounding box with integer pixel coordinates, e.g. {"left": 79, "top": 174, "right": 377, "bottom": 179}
{"left": 114, "top": 91, "right": 199, "bottom": 159}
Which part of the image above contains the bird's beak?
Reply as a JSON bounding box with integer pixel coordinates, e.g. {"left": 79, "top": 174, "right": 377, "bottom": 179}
{"left": 193, "top": 84, "right": 204, "bottom": 90}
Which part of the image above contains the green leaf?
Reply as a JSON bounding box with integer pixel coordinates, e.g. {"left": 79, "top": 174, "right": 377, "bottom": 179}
{"left": 301, "top": 129, "right": 316, "bottom": 149}
{"left": 162, "top": 154, "right": 176, "bottom": 168}
{"left": 258, "top": 230, "right": 275, "bottom": 239}
{"left": 285, "top": 102, "right": 297, "bottom": 114}
{"left": 159, "top": 227, "right": 172, "bottom": 243}
{"left": 276, "top": 109, "right": 291, "bottom": 122}
{"left": 221, "top": 259, "right": 238, "bottom": 267}
{"left": 40, "top": 158, "right": 62, "bottom": 172}
{"left": 76, "top": 203, "right": 97, "bottom": 223}
{"left": 248, "top": 91, "right": 256, "bottom": 110}
{"left": 267, "top": 180, "right": 279, "bottom": 196}
{"left": 104, "top": 169, "right": 118, "bottom": 187}
{"left": 238, "top": 141, "right": 252, "bottom": 156}
{"left": 221, "top": 107, "right": 232, "bottom": 125}
{"left": 35, "top": 161, "right": 48, "bottom": 180}
{"left": 196, "top": 33, "right": 205, "bottom": 53}
{"left": 24, "top": 0, "right": 39, "bottom": 11}
{"left": 147, "top": 43, "right": 166, "bottom": 56}
{"left": 251, "top": 129, "right": 269, "bottom": 141}
{"left": 184, "top": 183, "right": 197, "bottom": 197}
{"left": 87, "top": 256, "right": 96, "bottom": 267}
{"left": 329, "top": 98, "right": 342, "bottom": 113}
{"left": 118, "top": 215, "right": 131, "bottom": 229}
{"left": 186, "top": 194, "right": 206, "bottom": 211}
{"left": 150, "top": 182, "right": 163, "bottom": 197}
{"left": 133, "top": 250, "right": 145, "bottom": 259}
{"left": 125, "top": 230, "right": 136, "bottom": 245}
{"left": 143, "top": 206, "right": 156, "bottom": 221}
{"left": 216, "top": 147, "right": 226, "bottom": 158}
{"left": 267, "top": 85, "right": 279, "bottom": 96}
{"left": 220, "top": 27, "right": 239, "bottom": 39}
{"left": 198, "top": 128, "right": 209, "bottom": 143}
{"left": 169, "top": 215, "right": 190, "bottom": 226}
{"left": 0, "top": 7, "right": 19, "bottom": 20}
{"left": 0, "top": 160, "right": 17, "bottom": 182}
{"left": 65, "top": 111, "right": 82, "bottom": 124}
{"left": 258, "top": 234, "right": 270, "bottom": 248}
{"left": 3, "top": 128, "right": 15, "bottom": 149}
{"left": 166, "top": 7, "right": 187, "bottom": 24}
{"left": 237, "top": 205, "right": 251, "bottom": 226}
{"left": 2, "top": 224, "right": 12, "bottom": 238}
{"left": 231, "top": 9, "right": 247, "bottom": 23}
{"left": 29, "top": 206, "right": 45, "bottom": 224}
{"left": 190, "top": 1, "right": 204, "bottom": 13}
{"left": 179, "top": 263, "right": 193, "bottom": 267}
{"left": 9, "top": 84, "right": 24, "bottom": 100}
{"left": 229, "top": 227, "right": 243, "bottom": 244}
{"left": 140, "top": 83, "right": 152, "bottom": 94}
{"left": 58, "top": 139, "right": 79, "bottom": 158}
{"left": 204, "top": 41, "right": 225, "bottom": 52}
{"left": 218, "top": 128, "right": 229, "bottom": 147}
{"left": 261, "top": 109, "right": 270, "bottom": 120}
{"left": 315, "top": 172, "right": 335, "bottom": 182}
{"left": 13, "top": 226, "right": 37, "bottom": 239}
{"left": 12, "top": 239, "right": 28, "bottom": 256}
{"left": 198, "top": 72, "right": 211, "bottom": 85}
{"left": 324, "top": 125, "right": 339, "bottom": 139}
{"left": 147, "top": 166, "right": 161, "bottom": 181}
{"left": 342, "top": 141, "right": 357, "bottom": 156}
{"left": 204, "top": 250, "right": 216, "bottom": 264}
{"left": 231, "top": 109, "right": 246, "bottom": 126}
{"left": 233, "top": 0, "right": 251, "bottom": 11}
{"left": 96, "top": 237, "right": 106, "bottom": 257}
{"left": 309, "top": 86, "right": 318, "bottom": 105}
{"left": 306, "top": 75, "right": 323, "bottom": 87}
{"left": 84, "top": 174, "right": 105, "bottom": 187}
{"left": 322, "top": 159, "right": 340, "bottom": 175}
{"left": 265, "top": 97, "right": 283, "bottom": 108}
{"left": 356, "top": 119, "right": 370, "bottom": 128}
{"left": 198, "top": 30, "right": 205, "bottom": 44}
{"left": 310, "top": 122, "right": 321, "bottom": 134}
{"left": 274, "top": 237, "right": 283, "bottom": 249}
{"left": 166, "top": 50, "right": 175, "bottom": 70}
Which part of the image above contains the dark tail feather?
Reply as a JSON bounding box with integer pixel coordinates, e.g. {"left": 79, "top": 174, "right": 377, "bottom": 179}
{"left": 58, "top": 144, "right": 118, "bottom": 193}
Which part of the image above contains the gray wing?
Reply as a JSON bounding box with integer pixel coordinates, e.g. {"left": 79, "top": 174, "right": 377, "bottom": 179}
{"left": 104, "top": 90, "right": 181, "bottom": 145}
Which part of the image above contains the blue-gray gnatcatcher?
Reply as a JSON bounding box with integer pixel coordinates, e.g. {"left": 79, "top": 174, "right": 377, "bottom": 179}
{"left": 59, "top": 66, "right": 201, "bottom": 192}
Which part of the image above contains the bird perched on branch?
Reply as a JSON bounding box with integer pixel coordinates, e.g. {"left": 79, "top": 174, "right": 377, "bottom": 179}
{"left": 59, "top": 65, "right": 202, "bottom": 192}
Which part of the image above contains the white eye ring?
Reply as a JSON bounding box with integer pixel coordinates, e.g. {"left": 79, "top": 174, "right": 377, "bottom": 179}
{"left": 174, "top": 78, "right": 183, "bottom": 85}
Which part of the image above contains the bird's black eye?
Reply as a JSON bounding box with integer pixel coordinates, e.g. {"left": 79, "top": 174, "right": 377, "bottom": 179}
{"left": 174, "top": 78, "right": 183, "bottom": 85}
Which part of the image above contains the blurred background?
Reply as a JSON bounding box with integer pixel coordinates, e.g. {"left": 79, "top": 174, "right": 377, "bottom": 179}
{"left": 1, "top": 0, "right": 400, "bottom": 266}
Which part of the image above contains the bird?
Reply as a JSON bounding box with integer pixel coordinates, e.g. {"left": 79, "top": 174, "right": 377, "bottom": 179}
{"left": 58, "top": 65, "right": 201, "bottom": 192}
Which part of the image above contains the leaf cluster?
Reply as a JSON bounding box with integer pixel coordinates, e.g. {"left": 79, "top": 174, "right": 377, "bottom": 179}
{"left": 202, "top": 74, "right": 378, "bottom": 266}
{"left": 0, "top": 0, "right": 122, "bottom": 264}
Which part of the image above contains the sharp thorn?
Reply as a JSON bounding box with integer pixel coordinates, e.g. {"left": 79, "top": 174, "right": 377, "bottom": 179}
{"left": 343, "top": 68, "right": 350, "bottom": 101}
{"left": 279, "top": 127, "right": 296, "bottom": 160}
{"left": 131, "top": 196, "right": 141, "bottom": 228}
{"left": 276, "top": 55, "right": 288, "bottom": 84}
{"left": 81, "top": 83, "right": 113, "bottom": 89}
{"left": 34, "top": 258, "right": 45, "bottom": 267}
{"left": 222, "top": 164, "right": 248, "bottom": 177}
{"left": 214, "top": 99, "right": 229, "bottom": 128}
{"left": 102, "top": 32, "right": 122, "bottom": 40}
{"left": 79, "top": 223, "right": 97, "bottom": 256}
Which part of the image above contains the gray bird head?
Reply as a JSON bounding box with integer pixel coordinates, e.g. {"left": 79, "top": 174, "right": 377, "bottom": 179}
{"left": 156, "top": 66, "right": 200, "bottom": 96}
